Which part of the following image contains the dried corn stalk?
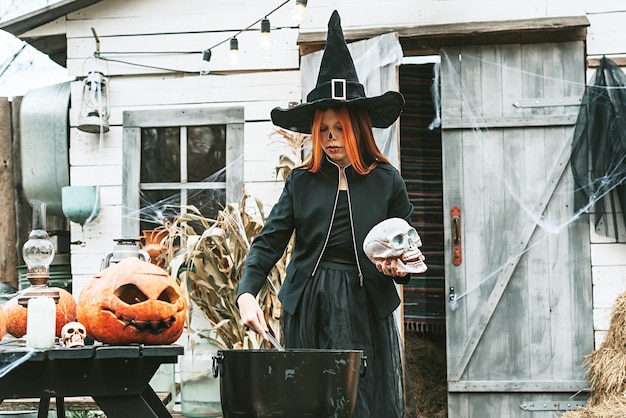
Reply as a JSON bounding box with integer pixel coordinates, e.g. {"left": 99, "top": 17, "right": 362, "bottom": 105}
{"left": 164, "top": 195, "right": 290, "bottom": 350}
{"left": 163, "top": 130, "right": 302, "bottom": 349}
{"left": 270, "top": 128, "right": 310, "bottom": 181}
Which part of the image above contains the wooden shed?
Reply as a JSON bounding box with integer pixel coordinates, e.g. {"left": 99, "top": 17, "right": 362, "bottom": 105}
{"left": 2, "top": 0, "right": 626, "bottom": 416}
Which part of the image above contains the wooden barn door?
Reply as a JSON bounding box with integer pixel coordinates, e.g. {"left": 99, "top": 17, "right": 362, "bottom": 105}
{"left": 441, "top": 41, "right": 593, "bottom": 417}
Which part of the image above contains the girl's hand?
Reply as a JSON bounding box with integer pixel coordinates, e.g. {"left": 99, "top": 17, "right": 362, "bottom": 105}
{"left": 237, "top": 293, "right": 269, "bottom": 342}
{"left": 375, "top": 258, "right": 407, "bottom": 277}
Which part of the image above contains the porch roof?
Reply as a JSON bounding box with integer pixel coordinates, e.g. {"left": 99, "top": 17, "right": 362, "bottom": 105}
{"left": 0, "top": 0, "right": 103, "bottom": 67}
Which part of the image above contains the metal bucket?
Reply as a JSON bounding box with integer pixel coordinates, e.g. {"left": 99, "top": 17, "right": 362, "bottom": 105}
{"left": 212, "top": 349, "right": 366, "bottom": 418}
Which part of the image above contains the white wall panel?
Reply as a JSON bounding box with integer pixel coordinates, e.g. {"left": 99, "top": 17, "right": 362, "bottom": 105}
{"left": 591, "top": 242, "right": 626, "bottom": 266}
{"left": 586, "top": 0, "right": 626, "bottom": 14}
{"left": 70, "top": 165, "right": 122, "bottom": 186}
{"left": 67, "top": 29, "right": 300, "bottom": 76}
{"left": 243, "top": 181, "right": 286, "bottom": 215}
{"left": 244, "top": 122, "right": 294, "bottom": 161}
{"left": 586, "top": 11, "right": 626, "bottom": 57}
{"left": 70, "top": 100, "right": 290, "bottom": 127}
{"left": 300, "top": 0, "right": 586, "bottom": 32}
{"left": 69, "top": 71, "right": 300, "bottom": 109}
{"left": 593, "top": 266, "right": 626, "bottom": 307}
{"left": 70, "top": 127, "right": 122, "bottom": 166}
{"left": 67, "top": 0, "right": 296, "bottom": 35}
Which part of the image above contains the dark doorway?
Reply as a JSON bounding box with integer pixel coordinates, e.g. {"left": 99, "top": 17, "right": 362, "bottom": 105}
{"left": 399, "top": 61, "right": 445, "bottom": 336}
{"left": 400, "top": 59, "right": 448, "bottom": 418}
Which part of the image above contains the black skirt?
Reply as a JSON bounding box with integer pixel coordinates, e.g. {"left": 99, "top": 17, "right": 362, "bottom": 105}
{"left": 282, "top": 260, "right": 405, "bottom": 418}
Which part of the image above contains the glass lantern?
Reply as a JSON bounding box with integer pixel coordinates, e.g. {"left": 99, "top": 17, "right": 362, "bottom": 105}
{"left": 18, "top": 201, "right": 59, "bottom": 306}
{"left": 77, "top": 71, "right": 110, "bottom": 133}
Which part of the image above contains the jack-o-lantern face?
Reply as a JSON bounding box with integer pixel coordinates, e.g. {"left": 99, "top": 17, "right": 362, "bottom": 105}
{"left": 77, "top": 257, "right": 187, "bottom": 345}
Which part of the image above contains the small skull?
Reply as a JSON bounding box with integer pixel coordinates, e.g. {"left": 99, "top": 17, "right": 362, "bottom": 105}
{"left": 61, "top": 321, "right": 86, "bottom": 348}
{"left": 363, "top": 218, "right": 427, "bottom": 274}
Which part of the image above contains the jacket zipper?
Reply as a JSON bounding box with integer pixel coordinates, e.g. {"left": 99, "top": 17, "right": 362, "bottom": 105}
{"left": 343, "top": 168, "right": 364, "bottom": 286}
{"left": 310, "top": 160, "right": 364, "bottom": 286}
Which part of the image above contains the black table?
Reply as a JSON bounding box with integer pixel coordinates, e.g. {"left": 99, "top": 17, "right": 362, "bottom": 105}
{"left": 0, "top": 343, "right": 183, "bottom": 418}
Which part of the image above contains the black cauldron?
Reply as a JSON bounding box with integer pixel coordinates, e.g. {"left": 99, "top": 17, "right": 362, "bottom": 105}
{"left": 212, "top": 349, "right": 366, "bottom": 418}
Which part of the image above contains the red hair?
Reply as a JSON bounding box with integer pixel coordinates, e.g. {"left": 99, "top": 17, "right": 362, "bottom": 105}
{"left": 301, "top": 106, "right": 390, "bottom": 174}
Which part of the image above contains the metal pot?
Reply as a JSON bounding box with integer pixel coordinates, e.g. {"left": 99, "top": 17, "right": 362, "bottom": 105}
{"left": 212, "top": 349, "right": 366, "bottom": 418}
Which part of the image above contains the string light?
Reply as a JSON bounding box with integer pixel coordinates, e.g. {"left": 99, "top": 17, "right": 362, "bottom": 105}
{"left": 292, "top": 0, "right": 308, "bottom": 25}
{"left": 96, "top": 0, "right": 309, "bottom": 72}
{"left": 202, "top": 49, "right": 212, "bottom": 62}
{"left": 202, "top": 0, "right": 307, "bottom": 63}
{"left": 260, "top": 17, "right": 271, "bottom": 49}
{"left": 229, "top": 37, "right": 239, "bottom": 64}
{"left": 229, "top": 37, "right": 239, "bottom": 51}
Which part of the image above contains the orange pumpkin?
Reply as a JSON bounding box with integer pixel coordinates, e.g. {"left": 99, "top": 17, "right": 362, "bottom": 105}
{"left": 2, "top": 288, "right": 77, "bottom": 338}
{"left": 77, "top": 257, "right": 187, "bottom": 345}
{"left": 0, "top": 308, "right": 6, "bottom": 340}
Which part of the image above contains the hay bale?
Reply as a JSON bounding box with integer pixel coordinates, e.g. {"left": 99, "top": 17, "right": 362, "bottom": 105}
{"left": 585, "top": 347, "right": 626, "bottom": 398}
{"left": 584, "top": 291, "right": 626, "bottom": 404}
{"left": 560, "top": 393, "right": 626, "bottom": 418}
{"left": 404, "top": 331, "right": 447, "bottom": 418}
{"left": 560, "top": 291, "right": 626, "bottom": 417}
{"left": 600, "top": 290, "right": 626, "bottom": 349}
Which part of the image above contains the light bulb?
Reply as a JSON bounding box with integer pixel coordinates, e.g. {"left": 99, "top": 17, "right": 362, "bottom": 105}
{"left": 292, "top": 0, "right": 307, "bottom": 25}
{"left": 260, "top": 18, "right": 271, "bottom": 49}
{"left": 230, "top": 37, "right": 240, "bottom": 65}
{"left": 230, "top": 50, "right": 240, "bottom": 64}
{"left": 260, "top": 34, "right": 271, "bottom": 49}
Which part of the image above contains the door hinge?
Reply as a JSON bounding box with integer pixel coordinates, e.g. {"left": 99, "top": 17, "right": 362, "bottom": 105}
{"left": 513, "top": 96, "right": 582, "bottom": 108}
{"left": 520, "top": 400, "right": 585, "bottom": 411}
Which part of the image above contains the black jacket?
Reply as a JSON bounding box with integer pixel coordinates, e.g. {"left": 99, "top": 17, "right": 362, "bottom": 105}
{"left": 237, "top": 157, "right": 414, "bottom": 319}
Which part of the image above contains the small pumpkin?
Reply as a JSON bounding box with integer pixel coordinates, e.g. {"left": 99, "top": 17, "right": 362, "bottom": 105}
{"left": 0, "top": 308, "right": 6, "bottom": 340}
{"left": 77, "top": 257, "right": 187, "bottom": 345}
{"left": 2, "top": 287, "right": 77, "bottom": 338}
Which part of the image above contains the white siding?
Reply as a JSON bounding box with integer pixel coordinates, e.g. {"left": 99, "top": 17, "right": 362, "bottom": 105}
{"left": 298, "top": 0, "right": 586, "bottom": 32}
{"left": 592, "top": 264, "right": 626, "bottom": 347}
{"left": 586, "top": 10, "right": 626, "bottom": 59}
{"left": 590, "top": 219, "right": 626, "bottom": 346}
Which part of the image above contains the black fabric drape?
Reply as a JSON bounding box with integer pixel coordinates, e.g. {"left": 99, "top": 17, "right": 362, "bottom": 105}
{"left": 572, "top": 56, "right": 626, "bottom": 239}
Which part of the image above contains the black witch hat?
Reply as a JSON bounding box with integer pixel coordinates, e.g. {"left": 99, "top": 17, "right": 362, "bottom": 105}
{"left": 270, "top": 10, "right": 405, "bottom": 134}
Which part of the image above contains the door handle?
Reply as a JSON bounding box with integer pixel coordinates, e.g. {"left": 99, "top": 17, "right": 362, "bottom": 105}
{"left": 451, "top": 206, "right": 462, "bottom": 266}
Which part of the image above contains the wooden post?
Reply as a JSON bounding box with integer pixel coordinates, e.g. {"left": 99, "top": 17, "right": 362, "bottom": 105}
{"left": 0, "top": 97, "right": 18, "bottom": 289}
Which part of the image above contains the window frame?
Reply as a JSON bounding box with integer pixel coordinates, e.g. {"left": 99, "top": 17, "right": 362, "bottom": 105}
{"left": 122, "top": 106, "right": 244, "bottom": 236}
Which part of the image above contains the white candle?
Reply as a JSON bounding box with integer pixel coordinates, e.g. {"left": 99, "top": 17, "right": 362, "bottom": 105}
{"left": 26, "top": 296, "right": 56, "bottom": 349}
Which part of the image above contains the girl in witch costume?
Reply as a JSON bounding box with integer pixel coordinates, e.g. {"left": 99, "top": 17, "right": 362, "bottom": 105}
{"left": 237, "top": 10, "right": 413, "bottom": 417}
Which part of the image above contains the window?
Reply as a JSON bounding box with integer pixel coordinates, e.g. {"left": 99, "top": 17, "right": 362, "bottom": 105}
{"left": 122, "top": 107, "right": 244, "bottom": 236}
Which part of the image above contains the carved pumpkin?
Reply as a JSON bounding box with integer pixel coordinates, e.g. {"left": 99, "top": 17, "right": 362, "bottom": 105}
{"left": 77, "top": 257, "right": 187, "bottom": 345}
{"left": 2, "top": 288, "right": 77, "bottom": 338}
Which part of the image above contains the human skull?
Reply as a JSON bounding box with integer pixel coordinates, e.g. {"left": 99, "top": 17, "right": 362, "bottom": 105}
{"left": 61, "top": 321, "right": 86, "bottom": 348}
{"left": 363, "top": 218, "right": 427, "bottom": 274}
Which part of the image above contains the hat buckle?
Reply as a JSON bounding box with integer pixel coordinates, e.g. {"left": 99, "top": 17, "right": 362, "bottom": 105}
{"left": 331, "top": 79, "right": 347, "bottom": 100}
